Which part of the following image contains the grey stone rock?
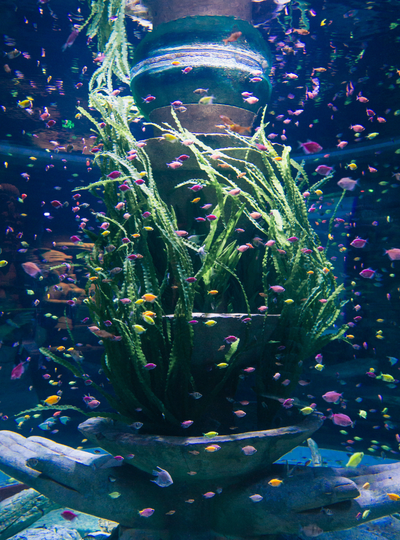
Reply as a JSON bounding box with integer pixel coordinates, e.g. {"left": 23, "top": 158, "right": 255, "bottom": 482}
{"left": 0, "top": 487, "right": 58, "bottom": 540}
{"left": 78, "top": 415, "right": 323, "bottom": 484}
{"left": 7, "top": 527, "right": 82, "bottom": 540}
{"left": 30, "top": 509, "right": 118, "bottom": 539}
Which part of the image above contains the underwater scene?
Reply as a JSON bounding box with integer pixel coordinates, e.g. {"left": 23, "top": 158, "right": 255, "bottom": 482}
{"left": 1, "top": 0, "right": 400, "bottom": 538}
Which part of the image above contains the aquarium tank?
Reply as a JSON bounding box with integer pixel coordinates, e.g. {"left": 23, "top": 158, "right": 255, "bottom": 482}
{"left": 1, "top": 0, "right": 400, "bottom": 539}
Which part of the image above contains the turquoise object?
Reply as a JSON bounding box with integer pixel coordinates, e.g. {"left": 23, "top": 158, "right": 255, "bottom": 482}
{"left": 130, "top": 15, "right": 272, "bottom": 127}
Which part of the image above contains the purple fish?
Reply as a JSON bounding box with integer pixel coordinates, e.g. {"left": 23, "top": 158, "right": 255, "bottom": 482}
{"left": 270, "top": 285, "right": 285, "bottom": 293}
{"left": 21, "top": 262, "right": 41, "bottom": 278}
{"left": 337, "top": 177, "right": 358, "bottom": 191}
{"left": 350, "top": 238, "right": 367, "bottom": 248}
{"left": 322, "top": 391, "right": 342, "bottom": 403}
{"left": 11, "top": 361, "right": 27, "bottom": 380}
{"left": 224, "top": 335, "right": 238, "bottom": 344}
{"left": 107, "top": 171, "right": 121, "bottom": 179}
{"left": 315, "top": 165, "right": 333, "bottom": 176}
{"left": 331, "top": 413, "right": 353, "bottom": 427}
{"left": 299, "top": 140, "right": 323, "bottom": 154}
{"left": 359, "top": 268, "right": 375, "bottom": 279}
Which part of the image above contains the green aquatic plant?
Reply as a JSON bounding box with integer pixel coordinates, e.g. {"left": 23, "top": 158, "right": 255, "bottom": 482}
{"left": 31, "top": 89, "right": 347, "bottom": 433}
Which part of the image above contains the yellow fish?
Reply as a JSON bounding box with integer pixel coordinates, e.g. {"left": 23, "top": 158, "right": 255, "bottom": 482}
{"left": 191, "top": 198, "right": 201, "bottom": 203}
{"left": 208, "top": 290, "right": 219, "bottom": 295}
{"left": 284, "top": 299, "right": 294, "bottom": 304}
{"left": 142, "top": 293, "right": 157, "bottom": 303}
{"left": 315, "top": 189, "right": 323, "bottom": 196}
{"left": 346, "top": 452, "right": 364, "bottom": 468}
{"left": 108, "top": 491, "right": 121, "bottom": 499}
{"left": 300, "top": 407, "right": 314, "bottom": 415}
{"left": 204, "top": 320, "right": 217, "bottom": 327}
{"left": 199, "top": 95, "right": 214, "bottom": 105}
{"left": 362, "top": 510, "right": 370, "bottom": 519}
{"left": 315, "top": 364, "right": 325, "bottom": 371}
{"left": 44, "top": 395, "right": 61, "bottom": 406}
{"left": 0, "top": 260, "right": 8, "bottom": 267}
{"left": 268, "top": 479, "right": 283, "bottom": 487}
{"left": 163, "top": 134, "right": 178, "bottom": 142}
{"left": 347, "top": 163, "right": 357, "bottom": 171}
{"left": 387, "top": 493, "right": 400, "bottom": 501}
{"left": 366, "top": 132, "right": 379, "bottom": 140}
{"left": 203, "top": 431, "right": 218, "bottom": 438}
{"left": 216, "top": 363, "right": 228, "bottom": 369}
{"left": 18, "top": 99, "right": 33, "bottom": 108}
{"left": 362, "top": 482, "right": 370, "bottom": 490}
{"left": 142, "top": 314, "right": 155, "bottom": 325}
{"left": 132, "top": 233, "right": 141, "bottom": 238}
{"left": 379, "top": 373, "right": 395, "bottom": 383}
{"left": 143, "top": 226, "right": 154, "bottom": 231}
{"left": 135, "top": 299, "right": 145, "bottom": 305}
{"left": 133, "top": 325, "right": 146, "bottom": 334}
{"left": 143, "top": 311, "right": 156, "bottom": 318}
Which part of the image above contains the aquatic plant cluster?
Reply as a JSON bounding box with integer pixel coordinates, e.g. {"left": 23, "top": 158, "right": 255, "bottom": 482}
{"left": 35, "top": 0, "right": 348, "bottom": 434}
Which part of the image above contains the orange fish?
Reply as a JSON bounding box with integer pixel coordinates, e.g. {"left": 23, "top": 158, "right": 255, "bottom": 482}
{"left": 223, "top": 31, "right": 242, "bottom": 45}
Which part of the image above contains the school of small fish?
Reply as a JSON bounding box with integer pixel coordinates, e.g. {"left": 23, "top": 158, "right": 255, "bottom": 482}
{"left": 0, "top": 1, "right": 400, "bottom": 532}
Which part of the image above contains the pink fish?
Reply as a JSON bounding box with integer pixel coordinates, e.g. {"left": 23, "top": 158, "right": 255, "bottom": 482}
{"left": 337, "top": 177, "right": 358, "bottom": 191}
{"left": 233, "top": 410, "right": 246, "bottom": 418}
{"left": 181, "top": 420, "right": 194, "bottom": 428}
{"left": 144, "top": 363, "right": 157, "bottom": 370}
{"left": 359, "top": 268, "right": 375, "bottom": 279}
{"left": 237, "top": 245, "right": 250, "bottom": 252}
{"left": 107, "top": 171, "right": 121, "bottom": 179}
{"left": 249, "top": 212, "right": 262, "bottom": 219}
{"left": 265, "top": 240, "right": 276, "bottom": 247}
{"left": 61, "top": 510, "right": 79, "bottom": 521}
{"left": 167, "top": 161, "right": 182, "bottom": 169}
{"left": 287, "top": 236, "right": 298, "bottom": 242}
{"left": 189, "top": 184, "right": 203, "bottom": 192}
{"left": 21, "top": 262, "right": 41, "bottom": 278}
{"left": 241, "top": 445, "right": 257, "bottom": 455}
{"left": 225, "top": 335, "right": 238, "bottom": 344}
{"left": 322, "top": 391, "right": 342, "bottom": 403}
{"left": 315, "top": 165, "right": 333, "bottom": 176}
{"left": 299, "top": 141, "right": 323, "bottom": 154}
{"left": 270, "top": 285, "right": 285, "bottom": 293}
{"left": 203, "top": 492, "right": 215, "bottom": 498}
{"left": 255, "top": 143, "right": 268, "bottom": 151}
{"left": 143, "top": 95, "right": 156, "bottom": 103}
{"left": 331, "top": 413, "right": 353, "bottom": 427}
{"left": 282, "top": 398, "right": 294, "bottom": 409}
{"left": 175, "top": 230, "right": 188, "bottom": 237}
{"left": 11, "top": 361, "right": 27, "bottom": 380}
{"left": 185, "top": 277, "right": 197, "bottom": 283}
{"left": 337, "top": 141, "right": 348, "bottom": 149}
{"left": 385, "top": 248, "right": 400, "bottom": 261}
{"left": 244, "top": 97, "right": 259, "bottom": 105}
{"left": 349, "top": 124, "right": 365, "bottom": 132}
{"left": 350, "top": 238, "right": 367, "bottom": 248}
{"left": 62, "top": 28, "right": 80, "bottom": 52}
{"left": 87, "top": 399, "right": 100, "bottom": 409}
